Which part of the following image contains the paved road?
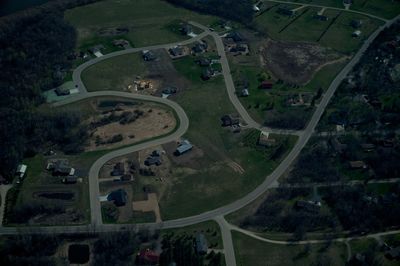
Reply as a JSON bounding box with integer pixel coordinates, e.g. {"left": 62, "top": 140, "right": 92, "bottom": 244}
{"left": 215, "top": 216, "right": 237, "bottom": 266}
{"left": 55, "top": 91, "right": 189, "bottom": 226}
{"left": 261, "top": 0, "right": 388, "bottom": 22}
{"left": 74, "top": 32, "right": 209, "bottom": 94}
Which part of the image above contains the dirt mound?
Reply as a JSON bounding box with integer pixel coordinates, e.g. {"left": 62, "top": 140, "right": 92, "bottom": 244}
{"left": 262, "top": 40, "right": 343, "bottom": 85}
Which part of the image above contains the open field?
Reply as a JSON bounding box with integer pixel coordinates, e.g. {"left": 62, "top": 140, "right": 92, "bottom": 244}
{"left": 82, "top": 53, "right": 146, "bottom": 92}
{"left": 65, "top": 0, "right": 218, "bottom": 49}
{"left": 255, "top": 4, "right": 383, "bottom": 53}
{"left": 352, "top": 0, "right": 400, "bottom": 19}
{"left": 233, "top": 231, "right": 347, "bottom": 266}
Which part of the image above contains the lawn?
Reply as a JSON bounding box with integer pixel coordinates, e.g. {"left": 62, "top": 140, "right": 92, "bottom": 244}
{"left": 352, "top": 0, "right": 400, "bottom": 19}
{"left": 81, "top": 52, "right": 147, "bottom": 92}
{"left": 319, "top": 12, "right": 384, "bottom": 54}
{"left": 232, "top": 231, "right": 347, "bottom": 266}
{"left": 65, "top": 0, "right": 218, "bottom": 49}
{"left": 156, "top": 56, "right": 297, "bottom": 220}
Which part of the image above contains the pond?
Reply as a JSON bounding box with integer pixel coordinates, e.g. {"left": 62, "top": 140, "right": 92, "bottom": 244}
{"left": 68, "top": 244, "right": 90, "bottom": 264}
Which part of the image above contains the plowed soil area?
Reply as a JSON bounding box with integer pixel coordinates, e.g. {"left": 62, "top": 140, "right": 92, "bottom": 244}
{"left": 262, "top": 40, "right": 343, "bottom": 85}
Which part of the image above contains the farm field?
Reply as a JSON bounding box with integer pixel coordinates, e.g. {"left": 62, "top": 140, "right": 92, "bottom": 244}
{"left": 232, "top": 231, "right": 347, "bottom": 266}
{"left": 65, "top": 0, "right": 218, "bottom": 49}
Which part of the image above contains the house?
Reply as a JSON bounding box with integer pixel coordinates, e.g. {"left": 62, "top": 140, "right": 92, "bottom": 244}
{"left": 175, "top": 140, "right": 193, "bottom": 155}
{"left": 258, "top": 131, "right": 276, "bottom": 147}
{"left": 111, "top": 162, "right": 125, "bottom": 176}
{"left": 220, "top": 114, "right": 240, "bottom": 127}
{"left": 192, "top": 42, "right": 207, "bottom": 54}
{"left": 169, "top": 46, "right": 184, "bottom": 57}
{"left": 277, "top": 7, "right": 296, "bottom": 16}
{"left": 136, "top": 249, "right": 159, "bottom": 265}
{"left": 16, "top": 164, "right": 27, "bottom": 179}
{"left": 201, "top": 67, "right": 214, "bottom": 80}
{"left": 195, "top": 233, "right": 208, "bottom": 255}
{"left": 144, "top": 156, "right": 162, "bottom": 166}
{"left": 180, "top": 24, "right": 193, "bottom": 35}
{"left": 350, "top": 19, "right": 363, "bottom": 28}
{"left": 142, "top": 50, "right": 157, "bottom": 61}
{"left": 349, "top": 161, "right": 367, "bottom": 169}
{"left": 296, "top": 200, "right": 321, "bottom": 213}
{"left": 51, "top": 160, "right": 75, "bottom": 176}
{"left": 88, "top": 44, "right": 105, "bottom": 57}
{"left": 330, "top": 138, "right": 348, "bottom": 154}
{"left": 352, "top": 30, "right": 362, "bottom": 37}
{"left": 162, "top": 86, "right": 177, "bottom": 95}
{"left": 107, "top": 189, "right": 127, "bottom": 206}
{"left": 55, "top": 86, "right": 70, "bottom": 96}
{"left": 226, "top": 32, "right": 244, "bottom": 43}
{"left": 241, "top": 89, "right": 249, "bottom": 97}
{"left": 314, "top": 14, "right": 328, "bottom": 21}
{"left": 112, "top": 39, "right": 130, "bottom": 49}
{"left": 62, "top": 176, "right": 77, "bottom": 184}
{"left": 253, "top": 4, "right": 260, "bottom": 12}
{"left": 196, "top": 57, "right": 212, "bottom": 66}
{"left": 259, "top": 80, "right": 273, "bottom": 89}
{"left": 385, "top": 247, "right": 400, "bottom": 260}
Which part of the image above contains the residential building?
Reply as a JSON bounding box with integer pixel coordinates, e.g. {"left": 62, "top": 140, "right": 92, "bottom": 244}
{"left": 195, "top": 233, "right": 208, "bottom": 255}
{"left": 258, "top": 131, "right": 276, "bottom": 147}
{"left": 296, "top": 200, "right": 321, "bottom": 213}
{"left": 16, "top": 164, "right": 27, "bottom": 178}
{"left": 142, "top": 50, "right": 157, "bottom": 61}
{"left": 220, "top": 114, "right": 240, "bottom": 127}
{"left": 62, "top": 176, "right": 78, "bottom": 184}
{"left": 349, "top": 160, "right": 367, "bottom": 169}
{"left": 111, "top": 162, "right": 125, "bottom": 176}
{"left": 175, "top": 140, "right": 193, "bottom": 155}
{"left": 107, "top": 189, "right": 127, "bottom": 207}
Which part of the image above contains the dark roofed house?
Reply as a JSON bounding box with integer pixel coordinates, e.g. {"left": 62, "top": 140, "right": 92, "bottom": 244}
{"left": 112, "top": 39, "right": 130, "bottom": 49}
{"left": 175, "top": 140, "right": 193, "bottom": 155}
{"left": 52, "top": 160, "right": 75, "bottom": 176}
{"left": 180, "top": 24, "right": 193, "bottom": 35}
{"left": 330, "top": 138, "right": 348, "bottom": 154}
{"left": 88, "top": 44, "right": 105, "bottom": 54}
{"left": 195, "top": 233, "right": 208, "bottom": 255}
{"left": 226, "top": 31, "right": 244, "bottom": 42}
{"left": 315, "top": 14, "right": 328, "bottom": 21}
{"left": 351, "top": 19, "right": 363, "bottom": 28}
{"left": 192, "top": 42, "right": 208, "bottom": 53}
{"left": 196, "top": 57, "right": 212, "bottom": 66}
{"left": 144, "top": 156, "right": 162, "bottom": 166}
{"left": 296, "top": 200, "right": 321, "bottom": 213}
{"left": 111, "top": 162, "right": 125, "bottom": 176}
{"left": 221, "top": 114, "right": 239, "bottom": 127}
{"left": 143, "top": 50, "right": 157, "bottom": 61}
{"left": 136, "top": 249, "right": 159, "bottom": 265}
{"left": 55, "top": 86, "right": 70, "bottom": 96}
{"left": 107, "top": 189, "right": 127, "bottom": 207}
{"left": 241, "top": 89, "right": 249, "bottom": 97}
{"left": 169, "top": 46, "right": 184, "bottom": 57}
{"left": 277, "top": 7, "right": 296, "bottom": 16}
{"left": 162, "top": 86, "right": 177, "bottom": 95}
{"left": 201, "top": 68, "right": 214, "bottom": 80}
{"left": 62, "top": 176, "right": 78, "bottom": 184}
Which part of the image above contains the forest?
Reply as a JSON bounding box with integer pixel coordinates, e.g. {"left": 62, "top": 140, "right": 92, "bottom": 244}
{"left": 0, "top": 1, "right": 98, "bottom": 179}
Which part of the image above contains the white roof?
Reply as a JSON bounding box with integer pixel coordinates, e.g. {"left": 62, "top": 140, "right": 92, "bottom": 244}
{"left": 17, "top": 164, "right": 27, "bottom": 173}
{"left": 94, "top": 51, "right": 103, "bottom": 57}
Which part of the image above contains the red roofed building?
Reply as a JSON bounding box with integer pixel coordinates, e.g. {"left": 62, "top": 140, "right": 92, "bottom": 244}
{"left": 259, "top": 80, "right": 273, "bottom": 89}
{"left": 136, "top": 249, "right": 159, "bottom": 265}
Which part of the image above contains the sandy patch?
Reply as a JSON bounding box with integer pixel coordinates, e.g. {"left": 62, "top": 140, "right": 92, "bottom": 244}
{"left": 132, "top": 193, "right": 161, "bottom": 222}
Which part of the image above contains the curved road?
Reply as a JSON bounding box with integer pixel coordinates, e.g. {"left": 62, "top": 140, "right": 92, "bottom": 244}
{"left": 0, "top": 15, "right": 399, "bottom": 239}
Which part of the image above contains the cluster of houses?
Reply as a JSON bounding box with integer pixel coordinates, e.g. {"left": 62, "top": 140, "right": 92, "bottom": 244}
{"left": 46, "top": 159, "right": 78, "bottom": 184}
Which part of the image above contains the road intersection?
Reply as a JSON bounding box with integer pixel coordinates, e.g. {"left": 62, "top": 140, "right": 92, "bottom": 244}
{"left": 0, "top": 5, "right": 399, "bottom": 265}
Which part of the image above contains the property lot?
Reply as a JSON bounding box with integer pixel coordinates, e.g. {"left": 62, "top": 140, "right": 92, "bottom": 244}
{"left": 351, "top": 0, "right": 400, "bottom": 19}
{"left": 233, "top": 231, "right": 347, "bottom": 266}
{"left": 65, "top": 0, "right": 218, "bottom": 49}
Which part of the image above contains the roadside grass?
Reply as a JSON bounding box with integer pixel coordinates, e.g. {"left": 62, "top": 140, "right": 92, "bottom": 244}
{"left": 81, "top": 52, "right": 147, "bottom": 92}
{"left": 162, "top": 220, "right": 224, "bottom": 249}
{"left": 283, "top": 0, "right": 342, "bottom": 8}
{"left": 349, "top": 237, "right": 377, "bottom": 254}
{"left": 352, "top": 0, "right": 400, "bottom": 19}
{"left": 366, "top": 183, "right": 392, "bottom": 195}
{"left": 232, "top": 231, "right": 348, "bottom": 266}
{"left": 157, "top": 55, "right": 297, "bottom": 220}
{"left": 65, "top": 0, "right": 218, "bottom": 49}
{"left": 319, "top": 12, "right": 384, "bottom": 54}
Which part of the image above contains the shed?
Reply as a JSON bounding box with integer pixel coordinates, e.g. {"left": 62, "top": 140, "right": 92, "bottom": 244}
{"left": 241, "top": 89, "right": 249, "bottom": 97}
{"left": 175, "top": 140, "right": 193, "bottom": 155}
{"left": 352, "top": 30, "right": 362, "bottom": 37}
{"left": 195, "top": 233, "right": 208, "bottom": 255}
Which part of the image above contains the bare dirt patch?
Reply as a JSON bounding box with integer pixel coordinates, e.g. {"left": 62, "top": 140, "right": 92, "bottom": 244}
{"left": 261, "top": 39, "right": 343, "bottom": 85}
{"left": 85, "top": 105, "right": 176, "bottom": 151}
{"left": 132, "top": 193, "right": 161, "bottom": 222}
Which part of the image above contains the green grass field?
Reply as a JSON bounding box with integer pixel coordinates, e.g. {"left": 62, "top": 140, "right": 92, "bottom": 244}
{"left": 233, "top": 231, "right": 347, "bottom": 266}
{"left": 81, "top": 52, "right": 146, "bottom": 91}
{"left": 65, "top": 0, "right": 218, "bottom": 49}
{"left": 156, "top": 56, "right": 297, "bottom": 220}
{"left": 352, "top": 0, "right": 400, "bottom": 19}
